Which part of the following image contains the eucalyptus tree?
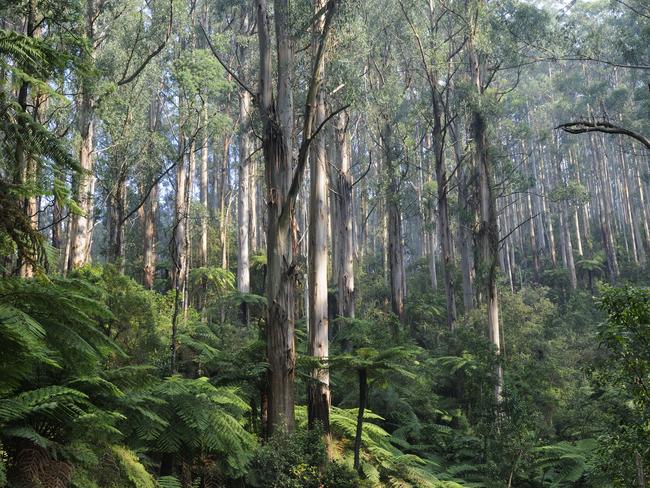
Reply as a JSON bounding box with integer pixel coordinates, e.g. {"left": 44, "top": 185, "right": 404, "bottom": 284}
{"left": 307, "top": 0, "right": 332, "bottom": 434}
{"left": 61, "top": 0, "right": 173, "bottom": 274}
{"left": 399, "top": 0, "right": 462, "bottom": 330}
{"left": 363, "top": 0, "right": 413, "bottom": 324}
{"left": 234, "top": 6, "right": 255, "bottom": 326}
{"left": 252, "top": 0, "right": 340, "bottom": 434}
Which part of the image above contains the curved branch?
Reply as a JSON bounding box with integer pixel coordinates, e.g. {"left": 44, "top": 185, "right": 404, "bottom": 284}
{"left": 556, "top": 121, "right": 650, "bottom": 149}
{"left": 117, "top": 0, "right": 173, "bottom": 86}
{"left": 199, "top": 24, "right": 256, "bottom": 98}
{"left": 120, "top": 161, "right": 177, "bottom": 224}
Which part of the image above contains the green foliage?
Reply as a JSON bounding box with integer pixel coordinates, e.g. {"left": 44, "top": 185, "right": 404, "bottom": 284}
{"left": 597, "top": 286, "right": 650, "bottom": 408}
{"left": 109, "top": 445, "right": 157, "bottom": 488}
{"left": 0, "top": 26, "right": 79, "bottom": 272}
{"left": 247, "top": 428, "right": 328, "bottom": 488}
{"left": 588, "top": 286, "right": 650, "bottom": 486}
{"left": 531, "top": 439, "right": 595, "bottom": 486}
{"left": 147, "top": 376, "right": 255, "bottom": 478}
{"left": 0, "top": 275, "right": 135, "bottom": 486}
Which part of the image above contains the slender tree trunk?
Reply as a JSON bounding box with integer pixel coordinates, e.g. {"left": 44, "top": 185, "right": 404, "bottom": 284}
{"left": 555, "top": 139, "right": 577, "bottom": 289}
{"left": 456, "top": 126, "right": 475, "bottom": 311}
{"left": 249, "top": 158, "right": 258, "bottom": 253}
{"left": 200, "top": 104, "right": 210, "bottom": 267}
{"left": 538, "top": 150, "right": 557, "bottom": 267}
{"left": 142, "top": 96, "right": 160, "bottom": 289}
{"left": 592, "top": 133, "right": 619, "bottom": 282}
{"left": 219, "top": 132, "right": 232, "bottom": 269}
{"left": 238, "top": 89, "right": 252, "bottom": 325}
{"left": 170, "top": 122, "right": 189, "bottom": 374}
{"left": 15, "top": 0, "right": 39, "bottom": 277}
{"left": 307, "top": 9, "right": 330, "bottom": 429}
{"left": 110, "top": 171, "right": 127, "bottom": 272}
{"left": 468, "top": 0, "right": 502, "bottom": 402}
{"left": 433, "top": 125, "right": 457, "bottom": 329}
{"left": 353, "top": 367, "right": 367, "bottom": 473}
{"left": 429, "top": 227, "right": 438, "bottom": 291}
{"left": 68, "top": 0, "right": 96, "bottom": 272}
{"left": 620, "top": 144, "right": 646, "bottom": 265}
{"left": 236, "top": 12, "right": 252, "bottom": 318}
{"left": 335, "top": 112, "right": 355, "bottom": 322}
{"left": 382, "top": 124, "right": 406, "bottom": 324}
{"left": 172, "top": 127, "right": 187, "bottom": 293}
{"left": 527, "top": 192, "right": 540, "bottom": 278}
{"left": 184, "top": 139, "right": 195, "bottom": 315}
{"left": 143, "top": 182, "right": 158, "bottom": 289}
{"left": 632, "top": 145, "right": 650, "bottom": 254}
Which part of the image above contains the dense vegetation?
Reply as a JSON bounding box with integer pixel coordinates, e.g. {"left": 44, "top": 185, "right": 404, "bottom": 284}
{"left": 1, "top": 0, "right": 649, "bottom": 486}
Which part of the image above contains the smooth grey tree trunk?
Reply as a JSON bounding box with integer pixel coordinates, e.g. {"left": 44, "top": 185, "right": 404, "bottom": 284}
{"left": 237, "top": 89, "right": 252, "bottom": 325}
{"left": 307, "top": 0, "right": 330, "bottom": 432}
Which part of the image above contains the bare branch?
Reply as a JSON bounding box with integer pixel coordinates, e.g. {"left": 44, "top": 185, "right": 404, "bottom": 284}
{"left": 121, "top": 161, "right": 177, "bottom": 224}
{"left": 117, "top": 0, "right": 173, "bottom": 86}
{"left": 199, "top": 24, "right": 256, "bottom": 98}
{"left": 557, "top": 121, "right": 650, "bottom": 150}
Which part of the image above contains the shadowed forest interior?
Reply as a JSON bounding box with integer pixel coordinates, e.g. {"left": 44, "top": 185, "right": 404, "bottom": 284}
{"left": 1, "top": 0, "right": 649, "bottom": 486}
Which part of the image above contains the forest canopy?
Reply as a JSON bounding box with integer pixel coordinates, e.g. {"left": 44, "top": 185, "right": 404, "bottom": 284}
{"left": 0, "top": 0, "right": 649, "bottom": 486}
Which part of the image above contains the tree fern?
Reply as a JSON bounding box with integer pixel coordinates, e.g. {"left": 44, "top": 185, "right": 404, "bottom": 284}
{"left": 146, "top": 376, "right": 255, "bottom": 477}
{"left": 157, "top": 476, "right": 183, "bottom": 488}
{"left": 111, "top": 445, "right": 156, "bottom": 488}
{"left": 0, "top": 275, "right": 131, "bottom": 487}
{"left": 531, "top": 439, "right": 595, "bottom": 486}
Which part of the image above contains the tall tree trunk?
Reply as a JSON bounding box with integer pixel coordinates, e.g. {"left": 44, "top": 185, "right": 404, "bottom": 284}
{"left": 538, "top": 149, "right": 557, "bottom": 267}
{"left": 631, "top": 145, "right": 650, "bottom": 253}
{"left": 249, "top": 158, "right": 258, "bottom": 253}
{"left": 68, "top": 0, "right": 96, "bottom": 272}
{"left": 255, "top": 0, "right": 335, "bottom": 435}
{"left": 238, "top": 89, "right": 252, "bottom": 325}
{"left": 555, "top": 138, "right": 577, "bottom": 289}
{"left": 200, "top": 103, "right": 210, "bottom": 267}
{"left": 307, "top": 5, "right": 330, "bottom": 429}
{"left": 592, "top": 133, "right": 619, "bottom": 282}
{"left": 468, "top": 0, "right": 502, "bottom": 403}
{"left": 619, "top": 144, "right": 646, "bottom": 265}
{"left": 456, "top": 124, "right": 475, "bottom": 311}
{"left": 16, "top": 0, "right": 39, "bottom": 277}
{"left": 184, "top": 139, "right": 195, "bottom": 315}
{"left": 335, "top": 112, "right": 355, "bottom": 322}
{"left": 143, "top": 182, "right": 158, "bottom": 289}
{"left": 433, "top": 121, "right": 457, "bottom": 329}
{"left": 172, "top": 129, "right": 187, "bottom": 295}
{"left": 219, "top": 132, "right": 232, "bottom": 269}
{"left": 382, "top": 124, "right": 406, "bottom": 324}
{"left": 109, "top": 171, "right": 127, "bottom": 272}
{"left": 143, "top": 95, "right": 160, "bottom": 289}
{"left": 527, "top": 192, "right": 540, "bottom": 278}
{"left": 257, "top": 0, "right": 297, "bottom": 434}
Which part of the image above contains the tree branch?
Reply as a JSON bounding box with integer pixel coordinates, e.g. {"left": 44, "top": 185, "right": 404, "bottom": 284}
{"left": 116, "top": 0, "right": 173, "bottom": 86}
{"left": 121, "top": 161, "right": 177, "bottom": 224}
{"left": 556, "top": 121, "right": 650, "bottom": 149}
{"left": 199, "top": 23, "right": 256, "bottom": 98}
